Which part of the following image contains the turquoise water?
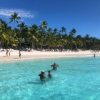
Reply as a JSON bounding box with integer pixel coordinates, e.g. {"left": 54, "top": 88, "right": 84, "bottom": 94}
{"left": 0, "top": 57, "right": 100, "bottom": 100}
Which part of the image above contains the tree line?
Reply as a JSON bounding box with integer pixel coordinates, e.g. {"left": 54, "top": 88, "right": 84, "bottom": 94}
{"left": 0, "top": 12, "right": 100, "bottom": 51}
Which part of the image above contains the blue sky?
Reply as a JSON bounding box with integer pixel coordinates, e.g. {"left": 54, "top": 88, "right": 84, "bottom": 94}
{"left": 0, "top": 0, "right": 100, "bottom": 38}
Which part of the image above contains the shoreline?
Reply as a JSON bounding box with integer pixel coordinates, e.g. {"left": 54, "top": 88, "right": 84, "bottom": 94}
{"left": 0, "top": 50, "right": 100, "bottom": 62}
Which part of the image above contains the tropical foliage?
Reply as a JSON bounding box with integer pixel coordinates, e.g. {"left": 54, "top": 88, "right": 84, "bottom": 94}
{"left": 0, "top": 12, "right": 100, "bottom": 51}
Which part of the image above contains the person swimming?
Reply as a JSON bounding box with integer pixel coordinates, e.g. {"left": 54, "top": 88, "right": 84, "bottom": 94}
{"left": 51, "top": 62, "right": 59, "bottom": 70}
{"left": 48, "top": 70, "right": 52, "bottom": 78}
{"left": 39, "top": 71, "right": 46, "bottom": 81}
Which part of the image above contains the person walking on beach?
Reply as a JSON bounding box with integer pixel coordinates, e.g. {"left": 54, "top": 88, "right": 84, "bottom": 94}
{"left": 19, "top": 50, "right": 21, "bottom": 58}
{"left": 9, "top": 52, "right": 10, "bottom": 56}
{"left": 6, "top": 49, "right": 9, "bottom": 56}
{"left": 9, "top": 50, "right": 10, "bottom": 56}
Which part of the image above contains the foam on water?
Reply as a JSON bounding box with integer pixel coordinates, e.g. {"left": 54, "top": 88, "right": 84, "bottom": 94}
{"left": 0, "top": 57, "right": 100, "bottom": 100}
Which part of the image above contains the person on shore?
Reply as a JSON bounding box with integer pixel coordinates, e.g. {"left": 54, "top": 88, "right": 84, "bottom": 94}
{"left": 51, "top": 62, "right": 59, "bottom": 70}
{"left": 39, "top": 71, "right": 46, "bottom": 81}
{"left": 9, "top": 51, "right": 10, "bottom": 56}
{"left": 48, "top": 70, "right": 52, "bottom": 79}
{"left": 6, "top": 49, "right": 9, "bottom": 56}
{"left": 19, "top": 50, "right": 21, "bottom": 58}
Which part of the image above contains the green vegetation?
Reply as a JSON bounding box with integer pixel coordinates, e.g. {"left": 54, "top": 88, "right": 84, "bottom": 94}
{"left": 0, "top": 12, "right": 100, "bottom": 51}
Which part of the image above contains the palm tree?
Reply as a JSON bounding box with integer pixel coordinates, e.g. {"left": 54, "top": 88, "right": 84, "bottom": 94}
{"left": 46, "top": 28, "right": 54, "bottom": 49}
{"left": 0, "top": 19, "right": 9, "bottom": 49}
{"left": 68, "top": 28, "right": 77, "bottom": 50}
{"left": 76, "top": 35, "right": 83, "bottom": 49}
{"left": 53, "top": 28, "right": 58, "bottom": 34}
{"left": 37, "top": 21, "right": 48, "bottom": 49}
{"left": 0, "top": 23, "right": 18, "bottom": 56}
{"left": 84, "top": 34, "right": 92, "bottom": 49}
{"left": 1, "top": 16, "right": 100, "bottom": 51}
{"left": 9, "top": 12, "right": 21, "bottom": 47}
{"left": 61, "top": 27, "right": 66, "bottom": 34}
{"left": 41, "top": 20, "right": 48, "bottom": 30}
{"left": 9, "top": 12, "right": 22, "bottom": 57}
{"left": 18, "top": 22, "right": 28, "bottom": 44}
{"left": 9, "top": 12, "right": 21, "bottom": 23}
{"left": 28, "top": 24, "right": 38, "bottom": 49}
{"left": 69, "top": 28, "right": 76, "bottom": 38}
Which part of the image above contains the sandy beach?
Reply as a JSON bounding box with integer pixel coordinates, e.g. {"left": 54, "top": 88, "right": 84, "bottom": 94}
{"left": 0, "top": 49, "right": 99, "bottom": 62}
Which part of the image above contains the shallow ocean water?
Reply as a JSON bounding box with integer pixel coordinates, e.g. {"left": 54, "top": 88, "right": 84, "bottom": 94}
{"left": 0, "top": 57, "right": 100, "bottom": 100}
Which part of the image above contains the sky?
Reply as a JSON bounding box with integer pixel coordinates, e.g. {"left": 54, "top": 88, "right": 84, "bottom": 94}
{"left": 0, "top": 0, "right": 100, "bottom": 38}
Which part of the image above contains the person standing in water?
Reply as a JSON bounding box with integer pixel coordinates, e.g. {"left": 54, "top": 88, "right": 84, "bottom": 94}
{"left": 94, "top": 53, "right": 95, "bottom": 58}
{"left": 51, "top": 62, "right": 59, "bottom": 70}
{"left": 48, "top": 70, "right": 52, "bottom": 78}
{"left": 39, "top": 71, "right": 46, "bottom": 81}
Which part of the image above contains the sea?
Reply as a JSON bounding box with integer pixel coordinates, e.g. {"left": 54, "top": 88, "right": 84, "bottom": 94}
{"left": 0, "top": 57, "right": 100, "bottom": 100}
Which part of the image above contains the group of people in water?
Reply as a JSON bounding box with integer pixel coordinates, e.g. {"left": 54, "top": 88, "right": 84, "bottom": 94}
{"left": 38, "top": 53, "right": 96, "bottom": 81}
{"left": 38, "top": 62, "right": 59, "bottom": 81}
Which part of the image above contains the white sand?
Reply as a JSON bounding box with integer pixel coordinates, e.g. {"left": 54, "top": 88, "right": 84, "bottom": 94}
{"left": 0, "top": 49, "right": 99, "bottom": 62}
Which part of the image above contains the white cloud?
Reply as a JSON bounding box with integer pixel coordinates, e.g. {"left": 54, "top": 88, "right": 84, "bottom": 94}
{"left": 0, "top": 8, "right": 34, "bottom": 18}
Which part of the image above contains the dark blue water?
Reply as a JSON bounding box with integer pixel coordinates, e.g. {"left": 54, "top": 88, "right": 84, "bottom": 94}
{"left": 0, "top": 57, "right": 100, "bottom": 100}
